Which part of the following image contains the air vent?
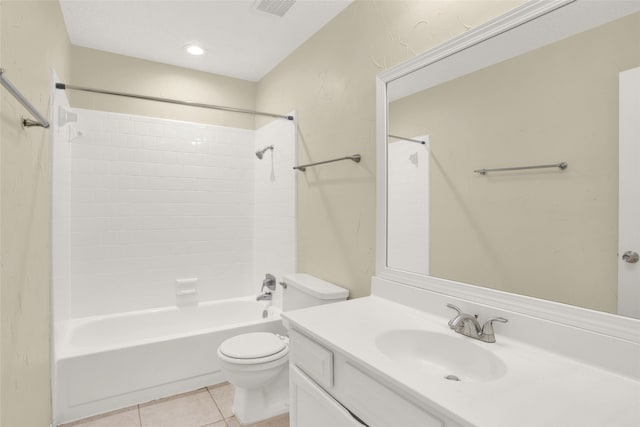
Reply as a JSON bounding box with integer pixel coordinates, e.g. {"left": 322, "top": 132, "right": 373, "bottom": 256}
{"left": 254, "top": 0, "right": 296, "bottom": 17}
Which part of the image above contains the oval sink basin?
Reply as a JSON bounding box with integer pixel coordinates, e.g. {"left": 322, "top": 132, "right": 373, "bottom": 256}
{"left": 375, "top": 329, "right": 507, "bottom": 382}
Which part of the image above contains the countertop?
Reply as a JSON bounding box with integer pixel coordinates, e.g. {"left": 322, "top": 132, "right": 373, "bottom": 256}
{"left": 283, "top": 296, "right": 640, "bottom": 427}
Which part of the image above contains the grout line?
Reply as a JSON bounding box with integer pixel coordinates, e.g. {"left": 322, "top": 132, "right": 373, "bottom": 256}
{"left": 205, "top": 385, "right": 227, "bottom": 422}
{"left": 137, "top": 404, "right": 142, "bottom": 427}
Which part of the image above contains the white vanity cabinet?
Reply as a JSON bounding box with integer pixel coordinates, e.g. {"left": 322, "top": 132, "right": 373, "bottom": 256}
{"left": 289, "top": 329, "right": 464, "bottom": 427}
{"left": 290, "top": 366, "right": 363, "bottom": 427}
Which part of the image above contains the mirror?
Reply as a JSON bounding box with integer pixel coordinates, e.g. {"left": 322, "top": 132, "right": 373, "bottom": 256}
{"left": 380, "top": 0, "right": 640, "bottom": 320}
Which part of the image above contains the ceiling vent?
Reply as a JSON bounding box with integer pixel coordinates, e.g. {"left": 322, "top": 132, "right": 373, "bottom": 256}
{"left": 254, "top": 0, "right": 296, "bottom": 17}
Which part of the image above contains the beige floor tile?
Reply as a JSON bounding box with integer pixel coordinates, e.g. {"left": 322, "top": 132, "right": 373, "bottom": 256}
{"left": 139, "top": 388, "right": 223, "bottom": 427}
{"left": 201, "top": 420, "right": 227, "bottom": 427}
{"left": 59, "top": 406, "right": 140, "bottom": 427}
{"left": 249, "top": 413, "right": 290, "bottom": 427}
{"left": 235, "top": 413, "right": 290, "bottom": 427}
{"left": 224, "top": 417, "right": 242, "bottom": 427}
{"left": 207, "top": 382, "right": 235, "bottom": 419}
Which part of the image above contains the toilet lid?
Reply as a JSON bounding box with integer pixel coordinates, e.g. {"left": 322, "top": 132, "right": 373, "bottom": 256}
{"left": 219, "top": 332, "right": 287, "bottom": 359}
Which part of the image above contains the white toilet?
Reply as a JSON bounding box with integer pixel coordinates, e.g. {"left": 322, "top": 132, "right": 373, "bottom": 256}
{"left": 217, "top": 273, "right": 349, "bottom": 425}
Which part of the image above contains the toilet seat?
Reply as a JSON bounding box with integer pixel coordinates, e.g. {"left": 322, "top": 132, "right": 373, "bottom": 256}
{"left": 218, "top": 332, "right": 289, "bottom": 365}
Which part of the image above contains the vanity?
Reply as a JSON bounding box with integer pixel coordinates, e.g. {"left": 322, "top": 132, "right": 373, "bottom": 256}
{"left": 285, "top": 299, "right": 467, "bottom": 427}
{"left": 285, "top": 1, "right": 640, "bottom": 426}
{"left": 283, "top": 279, "right": 640, "bottom": 427}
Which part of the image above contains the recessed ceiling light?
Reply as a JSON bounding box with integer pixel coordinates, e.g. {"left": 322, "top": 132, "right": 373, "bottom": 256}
{"left": 185, "top": 45, "right": 205, "bottom": 56}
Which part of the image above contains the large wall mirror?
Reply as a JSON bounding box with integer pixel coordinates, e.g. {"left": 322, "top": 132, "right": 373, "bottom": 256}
{"left": 376, "top": 0, "right": 640, "bottom": 334}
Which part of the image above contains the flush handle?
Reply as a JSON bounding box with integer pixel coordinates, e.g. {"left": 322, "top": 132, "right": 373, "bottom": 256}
{"left": 622, "top": 251, "right": 639, "bottom": 263}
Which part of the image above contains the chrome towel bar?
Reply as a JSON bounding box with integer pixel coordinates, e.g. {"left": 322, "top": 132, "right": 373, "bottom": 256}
{"left": 293, "top": 154, "right": 361, "bottom": 172}
{"left": 388, "top": 134, "right": 426, "bottom": 144}
{"left": 474, "top": 162, "right": 568, "bottom": 175}
{"left": 0, "top": 68, "right": 50, "bottom": 128}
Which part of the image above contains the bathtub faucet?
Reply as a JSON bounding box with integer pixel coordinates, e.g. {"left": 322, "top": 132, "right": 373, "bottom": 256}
{"left": 261, "top": 274, "right": 276, "bottom": 292}
{"left": 257, "top": 273, "right": 277, "bottom": 301}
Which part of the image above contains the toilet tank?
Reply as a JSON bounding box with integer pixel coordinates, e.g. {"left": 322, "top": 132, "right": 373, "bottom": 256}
{"left": 282, "top": 273, "right": 349, "bottom": 311}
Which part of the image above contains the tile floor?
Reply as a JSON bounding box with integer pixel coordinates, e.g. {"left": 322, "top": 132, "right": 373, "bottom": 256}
{"left": 59, "top": 382, "right": 289, "bottom": 427}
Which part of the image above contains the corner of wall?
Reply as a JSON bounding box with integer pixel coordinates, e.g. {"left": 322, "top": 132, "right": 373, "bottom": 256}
{"left": 1, "top": 0, "right": 72, "bottom": 425}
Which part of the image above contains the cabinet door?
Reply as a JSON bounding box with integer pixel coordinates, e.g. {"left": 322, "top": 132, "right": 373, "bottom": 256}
{"left": 290, "top": 366, "right": 364, "bottom": 427}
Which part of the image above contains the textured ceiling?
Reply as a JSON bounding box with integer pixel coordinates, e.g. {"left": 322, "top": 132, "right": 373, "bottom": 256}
{"left": 60, "top": 0, "right": 352, "bottom": 82}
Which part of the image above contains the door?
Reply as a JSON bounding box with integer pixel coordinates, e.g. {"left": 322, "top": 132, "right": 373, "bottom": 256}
{"left": 618, "top": 66, "right": 640, "bottom": 319}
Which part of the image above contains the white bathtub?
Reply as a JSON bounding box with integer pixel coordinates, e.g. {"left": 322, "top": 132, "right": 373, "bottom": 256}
{"left": 54, "top": 297, "right": 286, "bottom": 424}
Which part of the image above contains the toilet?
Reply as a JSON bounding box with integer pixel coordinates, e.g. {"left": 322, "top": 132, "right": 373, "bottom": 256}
{"left": 217, "top": 273, "right": 349, "bottom": 425}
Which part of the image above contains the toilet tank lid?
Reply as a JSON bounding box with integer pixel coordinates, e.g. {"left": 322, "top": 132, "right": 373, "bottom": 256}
{"left": 283, "top": 273, "right": 349, "bottom": 300}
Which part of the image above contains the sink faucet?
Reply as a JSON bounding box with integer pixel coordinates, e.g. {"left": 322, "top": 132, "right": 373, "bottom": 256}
{"left": 446, "top": 304, "right": 508, "bottom": 343}
{"left": 256, "top": 273, "right": 277, "bottom": 301}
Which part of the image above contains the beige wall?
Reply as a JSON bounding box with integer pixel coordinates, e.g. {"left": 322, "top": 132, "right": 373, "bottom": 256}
{"left": 256, "top": 0, "right": 520, "bottom": 298}
{"left": 389, "top": 12, "right": 640, "bottom": 313}
{"left": 0, "top": 0, "right": 531, "bottom": 424}
{"left": 69, "top": 46, "right": 258, "bottom": 129}
{"left": 1, "top": 0, "right": 71, "bottom": 426}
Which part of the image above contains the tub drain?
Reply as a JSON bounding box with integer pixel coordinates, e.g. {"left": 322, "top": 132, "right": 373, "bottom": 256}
{"left": 445, "top": 374, "right": 461, "bottom": 381}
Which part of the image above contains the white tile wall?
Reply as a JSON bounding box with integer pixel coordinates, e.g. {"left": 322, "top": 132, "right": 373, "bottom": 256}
{"left": 60, "top": 109, "right": 296, "bottom": 318}
{"left": 253, "top": 115, "right": 297, "bottom": 308}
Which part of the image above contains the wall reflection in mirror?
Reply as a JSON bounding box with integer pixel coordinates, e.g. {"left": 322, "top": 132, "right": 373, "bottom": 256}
{"left": 386, "top": 4, "right": 640, "bottom": 318}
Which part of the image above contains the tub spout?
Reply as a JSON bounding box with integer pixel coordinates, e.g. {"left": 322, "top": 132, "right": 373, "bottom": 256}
{"left": 256, "top": 292, "right": 272, "bottom": 301}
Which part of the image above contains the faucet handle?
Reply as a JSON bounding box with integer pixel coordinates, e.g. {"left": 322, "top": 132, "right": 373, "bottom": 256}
{"left": 446, "top": 303, "right": 462, "bottom": 314}
{"left": 262, "top": 273, "right": 277, "bottom": 292}
{"left": 446, "top": 304, "right": 463, "bottom": 328}
{"left": 481, "top": 317, "right": 508, "bottom": 340}
{"left": 484, "top": 316, "right": 508, "bottom": 326}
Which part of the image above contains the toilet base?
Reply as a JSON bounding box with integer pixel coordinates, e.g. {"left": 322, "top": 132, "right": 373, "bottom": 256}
{"left": 233, "top": 365, "right": 289, "bottom": 425}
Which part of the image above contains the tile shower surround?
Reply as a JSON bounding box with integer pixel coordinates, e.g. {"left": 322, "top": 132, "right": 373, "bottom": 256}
{"left": 63, "top": 109, "right": 295, "bottom": 318}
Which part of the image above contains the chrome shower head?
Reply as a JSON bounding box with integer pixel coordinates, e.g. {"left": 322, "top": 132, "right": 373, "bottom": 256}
{"left": 255, "top": 145, "right": 274, "bottom": 159}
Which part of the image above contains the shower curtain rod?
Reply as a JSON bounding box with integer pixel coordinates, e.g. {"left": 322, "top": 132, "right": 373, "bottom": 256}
{"left": 55, "top": 83, "right": 294, "bottom": 121}
{"left": 1, "top": 68, "right": 50, "bottom": 128}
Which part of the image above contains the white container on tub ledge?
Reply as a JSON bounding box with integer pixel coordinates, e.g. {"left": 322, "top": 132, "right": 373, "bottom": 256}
{"left": 175, "top": 277, "right": 198, "bottom": 307}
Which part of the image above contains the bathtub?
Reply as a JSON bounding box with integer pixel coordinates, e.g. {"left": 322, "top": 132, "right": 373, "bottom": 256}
{"left": 54, "top": 297, "right": 286, "bottom": 424}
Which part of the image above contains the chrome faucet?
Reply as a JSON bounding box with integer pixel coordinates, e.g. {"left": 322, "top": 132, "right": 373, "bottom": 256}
{"left": 256, "top": 273, "right": 277, "bottom": 301}
{"left": 446, "top": 304, "right": 508, "bottom": 343}
{"left": 256, "top": 293, "right": 272, "bottom": 301}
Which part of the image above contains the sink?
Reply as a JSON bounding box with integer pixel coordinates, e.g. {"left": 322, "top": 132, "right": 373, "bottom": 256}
{"left": 375, "top": 329, "right": 507, "bottom": 382}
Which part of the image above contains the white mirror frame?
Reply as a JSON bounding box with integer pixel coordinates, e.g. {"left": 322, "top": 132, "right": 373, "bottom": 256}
{"left": 375, "top": 0, "right": 640, "bottom": 343}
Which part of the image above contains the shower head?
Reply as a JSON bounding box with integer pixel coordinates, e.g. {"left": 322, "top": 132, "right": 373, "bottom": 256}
{"left": 255, "top": 145, "right": 274, "bottom": 159}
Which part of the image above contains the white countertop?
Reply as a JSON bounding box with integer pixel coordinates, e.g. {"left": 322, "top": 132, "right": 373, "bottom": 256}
{"left": 283, "top": 296, "right": 640, "bottom": 427}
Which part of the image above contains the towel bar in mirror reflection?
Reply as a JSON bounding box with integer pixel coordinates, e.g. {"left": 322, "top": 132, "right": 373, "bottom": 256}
{"left": 378, "top": 0, "right": 640, "bottom": 328}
